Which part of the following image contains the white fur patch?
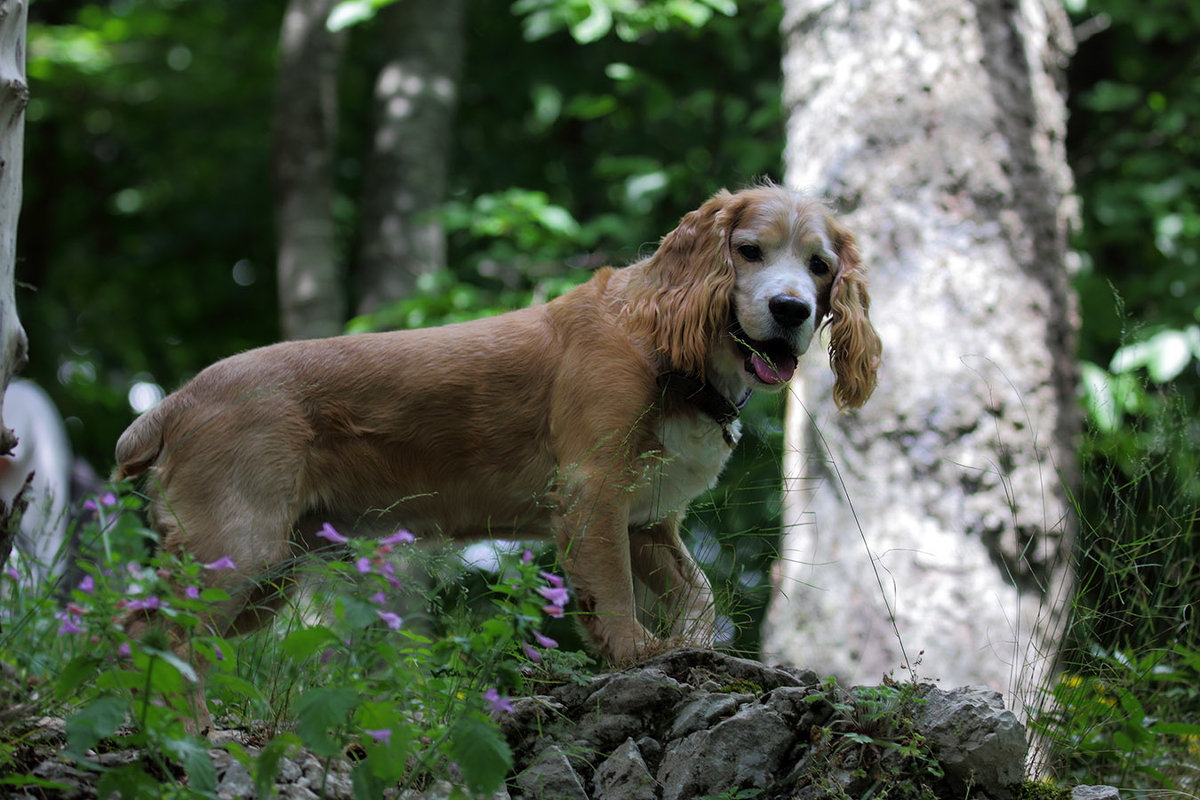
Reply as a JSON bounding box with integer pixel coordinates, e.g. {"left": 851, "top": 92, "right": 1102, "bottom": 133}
{"left": 629, "top": 413, "right": 740, "bottom": 526}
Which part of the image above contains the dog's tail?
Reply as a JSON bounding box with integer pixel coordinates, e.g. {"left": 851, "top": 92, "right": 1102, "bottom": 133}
{"left": 112, "top": 401, "right": 170, "bottom": 481}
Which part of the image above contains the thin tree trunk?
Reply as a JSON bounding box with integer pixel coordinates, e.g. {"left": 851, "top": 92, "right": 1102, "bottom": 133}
{"left": 355, "top": 0, "right": 464, "bottom": 316}
{"left": 765, "top": 0, "right": 1078, "bottom": 714}
{"left": 274, "top": 0, "right": 345, "bottom": 340}
{"left": 0, "top": 0, "right": 29, "bottom": 577}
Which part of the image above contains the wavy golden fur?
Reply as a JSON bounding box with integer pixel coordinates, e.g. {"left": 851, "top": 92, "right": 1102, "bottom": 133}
{"left": 115, "top": 184, "right": 881, "bottom": 731}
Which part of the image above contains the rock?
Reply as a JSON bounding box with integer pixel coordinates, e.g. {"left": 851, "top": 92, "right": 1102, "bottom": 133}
{"left": 917, "top": 685, "right": 1027, "bottom": 799}
{"left": 656, "top": 703, "right": 796, "bottom": 800}
{"left": 592, "top": 738, "right": 658, "bottom": 800}
{"left": 1073, "top": 787, "right": 1120, "bottom": 800}
{"left": 515, "top": 743, "right": 589, "bottom": 800}
{"left": 639, "top": 647, "right": 805, "bottom": 692}
{"left": 666, "top": 691, "right": 742, "bottom": 739}
{"left": 215, "top": 755, "right": 255, "bottom": 799}
{"left": 583, "top": 669, "right": 686, "bottom": 716}
{"left": 400, "top": 780, "right": 510, "bottom": 799}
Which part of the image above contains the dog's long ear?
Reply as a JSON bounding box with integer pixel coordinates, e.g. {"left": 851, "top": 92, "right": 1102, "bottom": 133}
{"left": 626, "top": 190, "right": 740, "bottom": 378}
{"left": 825, "top": 220, "right": 882, "bottom": 410}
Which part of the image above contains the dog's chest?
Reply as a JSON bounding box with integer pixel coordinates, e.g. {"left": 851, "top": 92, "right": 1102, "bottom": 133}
{"left": 629, "top": 413, "right": 741, "bottom": 526}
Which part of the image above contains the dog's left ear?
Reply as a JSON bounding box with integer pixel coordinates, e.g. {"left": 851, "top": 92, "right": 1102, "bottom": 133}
{"left": 631, "top": 190, "right": 742, "bottom": 378}
{"left": 825, "top": 220, "right": 882, "bottom": 410}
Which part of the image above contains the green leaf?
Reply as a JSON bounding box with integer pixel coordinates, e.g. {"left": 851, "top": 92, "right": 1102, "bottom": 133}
{"left": 56, "top": 655, "right": 103, "bottom": 697}
{"left": 295, "top": 688, "right": 359, "bottom": 757}
{"left": 448, "top": 713, "right": 513, "bottom": 795}
{"left": 281, "top": 625, "right": 339, "bottom": 660}
{"left": 96, "top": 765, "right": 161, "bottom": 800}
{"left": 66, "top": 694, "right": 129, "bottom": 755}
{"left": 165, "top": 736, "right": 217, "bottom": 793}
{"left": 142, "top": 645, "right": 200, "bottom": 684}
{"left": 1148, "top": 721, "right": 1200, "bottom": 736}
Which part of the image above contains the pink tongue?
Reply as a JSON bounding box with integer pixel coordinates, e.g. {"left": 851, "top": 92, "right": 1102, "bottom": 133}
{"left": 752, "top": 353, "right": 796, "bottom": 384}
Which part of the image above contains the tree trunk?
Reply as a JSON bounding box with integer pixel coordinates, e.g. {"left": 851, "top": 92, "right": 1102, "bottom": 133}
{"left": 0, "top": 0, "right": 29, "bottom": 576}
{"left": 764, "top": 0, "right": 1078, "bottom": 712}
{"left": 355, "top": 0, "right": 464, "bottom": 316}
{"left": 274, "top": 0, "right": 345, "bottom": 341}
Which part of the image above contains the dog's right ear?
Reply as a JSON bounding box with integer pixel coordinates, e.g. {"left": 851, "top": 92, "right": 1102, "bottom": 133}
{"left": 625, "top": 190, "right": 741, "bottom": 378}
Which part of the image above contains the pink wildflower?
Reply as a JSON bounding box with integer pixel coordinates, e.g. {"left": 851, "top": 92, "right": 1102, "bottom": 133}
{"left": 380, "top": 529, "right": 415, "bottom": 545}
{"left": 483, "top": 687, "right": 514, "bottom": 714}
{"left": 533, "top": 631, "right": 558, "bottom": 649}
{"left": 376, "top": 611, "right": 403, "bottom": 631}
{"left": 56, "top": 610, "right": 85, "bottom": 635}
{"left": 126, "top": 595, "right": 161, "bottom": 612}
{"left": 366, "top": 729, "right": 391, "bottom": 746}
{"left": 317, "top": 523, "right": 348, "bottom": 544}
{"left": 203, "top": 556, "right": 237, "bottom": 571}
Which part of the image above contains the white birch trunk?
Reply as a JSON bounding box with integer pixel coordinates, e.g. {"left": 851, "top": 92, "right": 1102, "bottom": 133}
{"left": 274, "top": 0, "right": 345, "bottom": 340}
{"left": 764, "top": 0, "right": 1078, "bottom": 715}
{"left": 0, "top": 0, "right": 28, "bottom": 454}
{"left": 355, "top": 0, "right": 464, "bottom": 316}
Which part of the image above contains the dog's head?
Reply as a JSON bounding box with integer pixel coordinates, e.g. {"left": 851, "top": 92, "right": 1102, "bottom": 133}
{"left": 629, "top": 184, "right": 882, "bottom": 410}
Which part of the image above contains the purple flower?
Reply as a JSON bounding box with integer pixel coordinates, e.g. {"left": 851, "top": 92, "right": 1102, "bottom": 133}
{"left": 213, "top": 642, "right": 225, "bottom": 662}
{"left": 317, "top": 523, "right": 348, "bottom": 544}
{"left": 369, "top": 591, "right": 386, "bottom": 605}
{"left": 533, "top": 631, "right": 558, "bottom": 650}
{"left": 537, "top": 585, "right": 570, "bottom": 608}
{"left": 483, "top": 687, "right": 513, "bottom": 714}
{"left": 542, "top": 604, "right": 565, "bottom": 619}
{"left": 522, "top": 550, "right": 533, "bottom": 564}
{"left": 355, "top": 557, "right": 372, "bottom": 575}
{"left": 539, "top": 571, "right": 564, "bottom": 588}
{"left": 366, "top": 728, "right": 391, "bottom": 746}
{"left": 523, "top": 644, "right": 541, "bottom": 663}
{"left": 56, "top": 610, "right": 85, "bottom": 635}
{"left": 83, "top": 492, "right": 117, "bottom": 513}
{"left": 117, "top": 642, "right": 132, "bottom": 658}
{"left": 204, "top": 556, "right": 237, "bottom": 571}
{"left": 185, "top": 585, "right": 201, "bottom": 599}
{"left": 77, "top": 575, "right": 95, "bottom": 595}
{"left": 4, "top": 567, "right": 18, "bottom": 581}
{"left": 320, "top": 648, "right": 336, "bottom": 665}
{"left": 376, "top": 611, "right": 403, "bottom": 631}
{"left": 380, "top": 529, "right": 415, "bottom": 545}
{"left": 126, "top": 595, "right": 161, "bottom": 612}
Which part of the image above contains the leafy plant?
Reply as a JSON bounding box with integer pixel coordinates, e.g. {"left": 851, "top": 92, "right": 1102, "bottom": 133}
{"left": 1, "top": 487, "right": 583, "bottom": 797}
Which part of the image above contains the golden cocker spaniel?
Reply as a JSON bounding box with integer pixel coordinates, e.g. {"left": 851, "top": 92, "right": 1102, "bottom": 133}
{"left": 115, "top": 184, "right": 880, "bottom": 726}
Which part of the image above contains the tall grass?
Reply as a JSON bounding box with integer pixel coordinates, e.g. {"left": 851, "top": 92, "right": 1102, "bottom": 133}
{"left": 1030, "top": 380, "right": 1200, "bottom": 791}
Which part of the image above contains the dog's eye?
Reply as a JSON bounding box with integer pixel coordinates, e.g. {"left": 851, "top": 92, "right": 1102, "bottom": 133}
{"left": 737, "top": 244, "right": 763, "bottom": 262}
{"left": 809, "top": 255, "right": 832, "bottom": 276}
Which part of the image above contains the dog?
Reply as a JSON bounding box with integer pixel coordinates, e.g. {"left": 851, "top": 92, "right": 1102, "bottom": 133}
{"left": 115, "top": 184, "right": 881, "bottom": 728}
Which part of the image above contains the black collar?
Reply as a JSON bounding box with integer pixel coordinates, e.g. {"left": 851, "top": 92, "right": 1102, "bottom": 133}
{"left": 656, "top": 372, "right": 751, "bottom": 446}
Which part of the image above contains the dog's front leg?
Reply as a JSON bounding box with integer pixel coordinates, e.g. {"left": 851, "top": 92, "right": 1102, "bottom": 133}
{"left": 554, "top": 479, "right": 655, "bottom": 663}
{"left": 630, "top": 516, "right": 716, "bottom": 645}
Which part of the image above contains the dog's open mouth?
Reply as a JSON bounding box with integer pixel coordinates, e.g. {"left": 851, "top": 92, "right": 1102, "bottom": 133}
{"left": 730, "top": 321, "right": 798, "bottom": 386}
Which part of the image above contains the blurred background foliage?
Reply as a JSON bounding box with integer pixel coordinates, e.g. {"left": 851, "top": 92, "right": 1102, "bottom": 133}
{"left": 15, "top": 0, "right": 1200, "bottom": 715}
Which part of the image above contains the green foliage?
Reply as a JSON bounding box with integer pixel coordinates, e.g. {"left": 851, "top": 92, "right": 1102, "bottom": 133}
{"left": 797, "top": 678, "right": 943, "bottom": 800}
{"left": 513, "top": 0, "right": 738, "bottom": 44}
{"left": 1032, "top": 647, "right": 1200, "bottom": 788}
{"left": 1, "top": 489, "right": 581, "bottom": 797}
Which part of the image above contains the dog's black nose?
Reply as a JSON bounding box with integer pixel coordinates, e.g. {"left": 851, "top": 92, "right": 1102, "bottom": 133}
{"left": 768, "top": 295, "right": 812, "bottom": 328}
